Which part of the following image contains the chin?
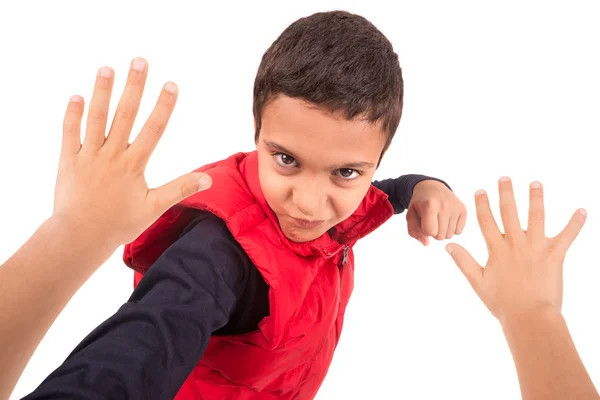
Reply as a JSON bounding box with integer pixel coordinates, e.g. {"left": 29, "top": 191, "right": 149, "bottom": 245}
{"left": 281, "top": 225, "right": 325, "bottom": 243}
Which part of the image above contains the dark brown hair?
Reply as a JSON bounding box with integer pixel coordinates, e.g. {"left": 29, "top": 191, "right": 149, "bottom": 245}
{"left": 253, "top": 10, "right": 403, "bottom": 154}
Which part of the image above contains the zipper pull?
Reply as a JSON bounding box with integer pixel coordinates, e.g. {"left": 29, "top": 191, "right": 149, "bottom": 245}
{"left": 340, "top": 246, "right": 349, "bottom": 268}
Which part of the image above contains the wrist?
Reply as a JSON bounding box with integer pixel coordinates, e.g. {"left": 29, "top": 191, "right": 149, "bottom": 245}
{"left": 46, "top": 213, "right": 120, "bottom": 256}
{"left": 500, "top": 305, "right": 563, "bottom": 331}
{"left": 414, "top": 177, "right": 452, "bottom": 192}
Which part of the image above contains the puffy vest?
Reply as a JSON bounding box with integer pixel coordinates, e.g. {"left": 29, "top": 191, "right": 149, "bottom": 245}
{"left": 123, "top": 151, "right": 393, "bottom": 399}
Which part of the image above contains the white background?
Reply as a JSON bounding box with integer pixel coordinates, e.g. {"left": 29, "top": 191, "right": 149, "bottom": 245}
{"left": 1, "top": 1, "right": 599, "bottom": 399}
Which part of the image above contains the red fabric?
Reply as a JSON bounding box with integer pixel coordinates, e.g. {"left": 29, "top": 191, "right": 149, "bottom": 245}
{"left": 123, "top": 151, "right": 394, "bottom": 399}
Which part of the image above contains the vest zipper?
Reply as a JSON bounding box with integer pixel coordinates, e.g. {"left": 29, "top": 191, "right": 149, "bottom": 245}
{"left": 339, "top": 245, "right": 349, "bottom": 269}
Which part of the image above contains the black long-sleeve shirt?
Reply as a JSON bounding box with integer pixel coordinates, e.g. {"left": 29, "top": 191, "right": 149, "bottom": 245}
{"left": 22, "top": 175, "right": 448, "bottom": 400}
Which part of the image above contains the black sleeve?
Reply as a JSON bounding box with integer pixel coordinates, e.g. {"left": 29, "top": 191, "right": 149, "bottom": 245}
{"left": 373, "top": 174, "right": 452, "bottom": 214}
{"left": 22, "top": 212, "right": 259, "bottom": 400}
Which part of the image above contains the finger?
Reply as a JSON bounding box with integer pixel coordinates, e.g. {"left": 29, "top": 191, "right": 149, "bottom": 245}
{"left": 552, "top": 208, "right": 587, "bottom": 254}
{"left": 148, "top": 172, "right": 212, "bottom": 216}
{"left": 406, "top": 207, "right": 420, "bottom": 237}
{"left": 445, "top": 214, "right": 458, "bottom": 239}
{"left": 435, "top": 212, "right": 449, "bottom": 240}
{"left": 82, "top": 66, "right": 115, "bottom": 151}
{"left": 128, "top": 82, "right": 178, "bottom": 168}
{"left": 419, "top": 202, "right": 439, "bottom": 237}
{"left": 61, "top": 95, "right": 85, "bottom": 155}
{"left": 106, "top": 57, "right": 148, "bottom": 149}
{"left": 498, "top": 176, "right": 523, "bottom": 238}
{"left": 455, "top": 208, "right": 467, "bottom": 235}
{"left": 406, "top": 207, "right": 427, "bottom": 245}
{"left": 446, "top": 243, "right": 484, "bottom": 292}
{"left": 475, "top": 189, "right": 502, "bottom": 243}
{"left": 526, "top": 181, "right": 545, "bottom": 240}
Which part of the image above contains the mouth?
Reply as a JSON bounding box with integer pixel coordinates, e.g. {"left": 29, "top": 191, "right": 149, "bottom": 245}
{"left": 290, "top": 217, "right": 325, "bottom": 229}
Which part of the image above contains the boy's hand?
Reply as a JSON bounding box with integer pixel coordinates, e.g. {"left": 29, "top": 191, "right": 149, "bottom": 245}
{"left": 406, "top": 180, "right": 467, "bottom": 246}
{"left": 445, "top": 178, "right": 587, "bottom": 322}
{"left": 53, "top": 58, "right": 212, "bottom": 247}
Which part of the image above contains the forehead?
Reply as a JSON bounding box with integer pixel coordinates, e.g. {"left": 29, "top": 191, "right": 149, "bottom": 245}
{"left": 260, "top": 96, "right": 386, "bottom": 164}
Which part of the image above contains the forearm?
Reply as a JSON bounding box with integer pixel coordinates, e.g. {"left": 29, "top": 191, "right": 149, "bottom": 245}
{"left": 0, "top": 216, "right": 117, "bottom": 399}
{"left": 21, "top": 213, "right": 252, "bottom": 399}
{"left": 502, "top": 308, "right": 599, "bottom": 400}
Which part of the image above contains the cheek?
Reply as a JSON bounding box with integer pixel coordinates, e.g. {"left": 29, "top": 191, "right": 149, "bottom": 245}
{"left": 332, "top": 184, "right": 372, "bottom": 221}
{"left": 258, "top": 162, "right": 289, "bottom": 209}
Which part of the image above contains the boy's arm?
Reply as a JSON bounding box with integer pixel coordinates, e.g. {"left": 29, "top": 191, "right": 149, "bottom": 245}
{"left": 372, "top": 175, "right": 451, "bottom": 214}
{"left": 21, "top": 212, "right": 262, "bottom": 400}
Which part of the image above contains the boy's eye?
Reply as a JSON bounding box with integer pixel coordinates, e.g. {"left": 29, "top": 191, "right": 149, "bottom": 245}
{"left": 337, "top": 168, "right": 360, "bottom": 180}
{"left": 274, "top": 153, "right": 298, "bottom": 167}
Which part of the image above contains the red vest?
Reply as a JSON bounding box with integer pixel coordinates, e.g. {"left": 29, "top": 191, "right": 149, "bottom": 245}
{"left": 123, "top": 151, "right": 393, "bottom": 399}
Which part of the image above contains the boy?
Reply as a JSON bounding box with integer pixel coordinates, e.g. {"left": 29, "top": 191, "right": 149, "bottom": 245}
{"left": 126, "top": 11, "right": 465, "bottom": 399}
{"left": 24, "top": 10, "right": 466, "bottom": 400}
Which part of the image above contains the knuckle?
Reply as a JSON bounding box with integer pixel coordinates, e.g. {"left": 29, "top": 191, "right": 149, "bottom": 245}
{"left": 147, "top": 120, "right": 165, "bottom": 135}
{"left": 63, "top": 122, "right": 76, "bottom": 134}
{"left": 530, "top": 211, "right": 544, "bottom": 222}
{"left": 88, "top": 110, "right": 108, "bottom": 123}
{"left": 424, "top": 227, "right": 436, "bottom": 236}
{"left": 424, "top": 198, "right": 437, "bottom": 208}
{"left": 117, "top": 107, "right": 135, "bottom": 121}
{"left": 478, "top": 215, "right": 495, "bottom": 229}
{"left": 180, "top": 181, "right": 195, "bottom": 198}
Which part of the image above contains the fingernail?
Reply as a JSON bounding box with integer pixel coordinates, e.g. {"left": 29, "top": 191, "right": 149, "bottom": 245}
{"left": 579, "top": 208, "right": 587, "bottom": 217}
{"left": 98, "top": 67, "right": 114, "bottom": 78}
{"left": 164, "top": 82, "right": 178, "bottom": 94}
{"left": 531, "top": 181, "right": 542, "bottom": 189}
{"left": 499, "top": 176, "right": 510, "bottom": 183}
{"left": 198, "top": 175, "right": 212, "bottom": 190}
{"left": 70, "top": 95, "right": 83, "bottom": 103}
{"left": 445, "top": 245, "right": 454, "bottom": 254}
{"left": 475, "top": 189, "right": 486, "bottom": 197}
{"left": 132, "top": 57, "right": 147, "bottom": 72}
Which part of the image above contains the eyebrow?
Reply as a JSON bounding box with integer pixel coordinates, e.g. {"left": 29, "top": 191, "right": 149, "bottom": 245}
{"left": 264, "top": 140, "right": 296, "bottom": 157}
{"left": 263, "top": 140, "right": 376, "bottom": 170}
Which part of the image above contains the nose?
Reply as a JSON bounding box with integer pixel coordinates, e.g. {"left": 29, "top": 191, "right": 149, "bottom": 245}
{"left": 292, "top": 179, "right": 327, "bottom": 218}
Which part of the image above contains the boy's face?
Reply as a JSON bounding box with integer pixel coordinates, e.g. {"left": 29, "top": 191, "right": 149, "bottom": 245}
{"left": 256, "top": 95, "right": 387, "bottom": 243}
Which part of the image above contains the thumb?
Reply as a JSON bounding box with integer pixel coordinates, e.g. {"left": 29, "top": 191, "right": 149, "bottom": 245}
{"left": 149, "top": 172, "right": 212, "bottom": 214}
{"left": 407, "top": 206, "right": 428, "bottom": 246}
{"left": 552, "top": 208, "right": 587, "bottom": 255}
{"left": 446, "top": 243, "right": 483, "bottom": 292}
